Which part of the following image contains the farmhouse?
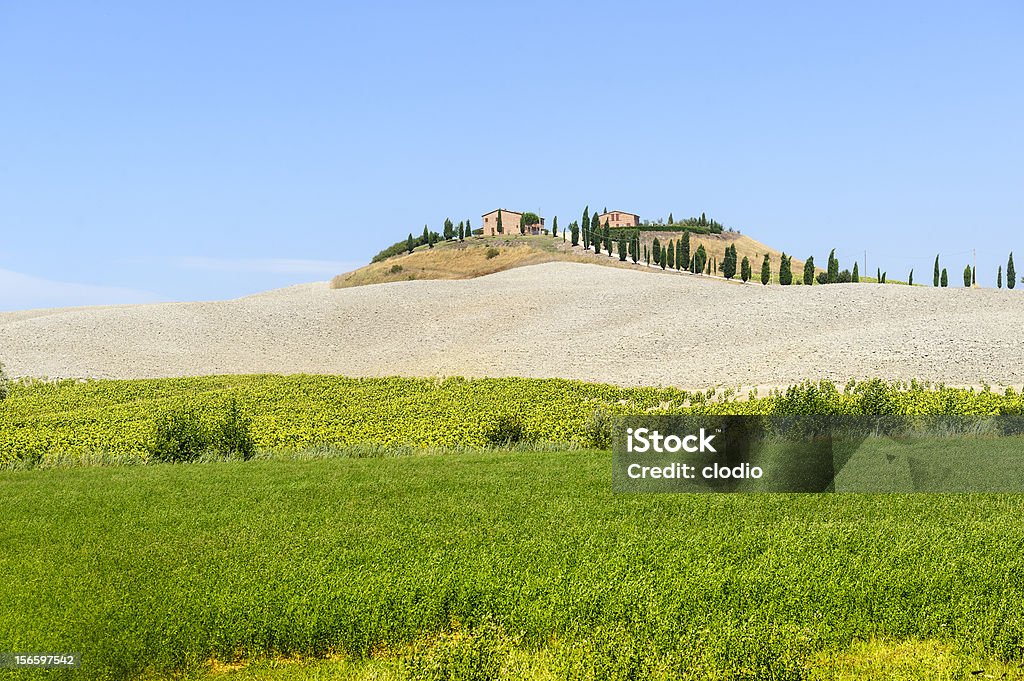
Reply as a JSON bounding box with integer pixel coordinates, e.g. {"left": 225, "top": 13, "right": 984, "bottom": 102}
{"left": 481, "top": 209, "right": 546, "bottom": 236}
{"left": 598, "top": 210, "right": 640, "bottom": 228}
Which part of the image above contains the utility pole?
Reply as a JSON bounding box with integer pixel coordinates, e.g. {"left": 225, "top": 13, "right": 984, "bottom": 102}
{"left": 973, "top": 248, "right": 977, "bottom": 288}
{"left": 864, "top": 250, "right": 867, "bottom": 278}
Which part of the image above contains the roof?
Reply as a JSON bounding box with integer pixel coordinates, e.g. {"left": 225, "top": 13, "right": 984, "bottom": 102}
{"left": 481, "top": 208, "right": 524, "bottom": 218}
{"left": 598, "top": 210, "right": 640, "bottom": 218}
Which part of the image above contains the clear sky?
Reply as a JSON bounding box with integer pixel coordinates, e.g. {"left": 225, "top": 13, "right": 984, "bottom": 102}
{"left": 1, "top": 1, "right": 1021, "bottom": 309}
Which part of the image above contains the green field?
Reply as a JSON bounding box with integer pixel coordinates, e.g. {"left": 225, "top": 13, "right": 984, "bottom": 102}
{"left": 3, "top": 375, "right": 1023, "bottom": 466}
{"left": 2, "top": 447, "right": 1024, "bottom": 680}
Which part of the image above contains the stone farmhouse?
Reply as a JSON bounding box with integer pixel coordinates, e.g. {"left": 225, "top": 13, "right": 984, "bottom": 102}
{"left": 597, "top": 210, "right": 641, "bottom": 228}
{"left": 481, "top": 209, "right": 546, "bottom": 236}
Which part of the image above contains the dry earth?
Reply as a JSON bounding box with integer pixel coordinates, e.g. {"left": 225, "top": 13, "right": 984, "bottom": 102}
{"left": 1, "top": 262, "right": 1022, "bottom": 389}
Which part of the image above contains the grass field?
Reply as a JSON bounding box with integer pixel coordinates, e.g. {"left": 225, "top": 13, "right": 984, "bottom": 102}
{"left": 2, "top": 448, "right": 1023, "bottom": 680}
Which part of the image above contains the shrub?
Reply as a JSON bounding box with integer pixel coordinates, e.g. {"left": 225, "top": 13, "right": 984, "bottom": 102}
{"left": 485, "top": 248, "right": 500, "bottom": 260}
{"left": 212, "top": 398, "right": 255, "bottom": 461}
{"left": 484, "top": 414, "right": 525, "bottom": 445}
{"left": 740, "top": 256, "right": 751, "bottom": 282}
{"left": 389, "top": 264, "right": 404, "bottom": 274}
{"left": 816, "top": 271, "right": 828, "bottom": 285}
{"left": 585, "top": 406, "right": 614, "bottom": 449}
{"left": 150, "top": 408, "right": 210, "bottom": 463}
{"left": 837, "top": 269, "right": 852, "bottom": 283}
{"left": 0, "top": 361, "right": 9, "bottom": 402}
{"left": 150, "top": 398, "right": 255, "bottom": 463}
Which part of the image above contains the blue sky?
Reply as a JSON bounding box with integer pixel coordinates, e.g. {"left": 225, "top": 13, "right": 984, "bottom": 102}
{"left": 1, "top": 1, "right": 1021, "bottom": 309}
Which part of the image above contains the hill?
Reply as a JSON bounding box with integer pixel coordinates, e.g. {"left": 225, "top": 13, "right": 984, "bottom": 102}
{"left": 331, "top": 231, "right": 817, "bottom": 288}
{"left": 3, "top": 262, "right": 1022, "bottom": 388}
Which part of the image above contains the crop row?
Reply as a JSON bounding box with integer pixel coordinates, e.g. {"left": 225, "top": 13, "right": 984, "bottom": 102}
{"left": 1, "top": 375, "right": 1023, "bottom": 464}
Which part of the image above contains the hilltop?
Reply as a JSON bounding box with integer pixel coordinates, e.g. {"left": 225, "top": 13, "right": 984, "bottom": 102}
{"left": 331, "top": 231, "right": 815, "bottom": 288}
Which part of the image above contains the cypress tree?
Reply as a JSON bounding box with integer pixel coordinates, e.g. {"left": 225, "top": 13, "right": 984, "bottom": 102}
{"left": 458, "top": 221, "right": 464, "bottom": 241}
{"left": 741, "top": 256, "right": 751, "bottom": 282}
{"left": 723, "top": 245, "right": 737, "bottom": 280}
{"left": 496, "top": 211, "right": 503, "bottom": 235}
{"left": 632, "top": 237, "right": 639, "bottom": 263}
{"left": 1008, "top": 253, "right": 1016, "bottom": 289}
{"left": 941, "top": 268, "right": 948, "bottom": 287}
{"left": 581, "top": 207, "right": 589, "bottom": 248}
{"left": 998, "top": 265, "right": 1003, "bottom": 288}
{"left": 652, "top": 238, "right": 661, "bottom": 264}
{"left": 877, "top": 267, "right": 881, "bottom": 283}
{"left": 668, "top": 212, "right": 674, "bottom": 225}
{"left": 881, "top": 272, "right": 886, "bottom": 284}
{"left": 422, "top": 225, "right": 429, "bottom": 244}
{"left": 591, "top": 213, "right": 601, "bottom": 253}
{"left": 466, "top": 218, "right": 472, "bottom": 234}
{"left": 619, "top": 237, "right": 627, "bottom": 261}
{"left": 667, "top": 240, "right": 675, "bottom": 269}
{"left": 963, "top": 265, "right": 972, "bottom": 287}
{"left": 972, "top": 265, "right": 976, "bottom": 285}
{"left": 674, "top": 239, "right": 681, "bottom": 270}
{"left": 603, "top": 222, "right": 612, "bottom": 255}
{"left": 571, "top": 221, "right": 580, "bottom": 246}
{"left": 660, "top": 248, "right": 667, "bottom": 270}
{"left": 908, "top": 269, "right": 913, "bottom": 286}
{"left": 803, "top": 256, "right": 815, "bottom": 285}
{"left": 852, "top": 261, "right": 859, "bottom": 283}
{"left": 552, "top": 216, "right": 558, "bottom": 238}
{"left": 443, "top": 218, "right": 453, "bottom": 240}
{"left": 519, "top": 214, "right": 526, "bottom": 235}
{"left": 779, "top": 253, "right": 792, "bottom": 285}
{"left": 827, "top": 249, "right": 839, "bottom": 283}
{"left": 680, "top": 232, "right": 690, "bottom": 271}
{"left": 695, "top": 244, "right": 708, "bottom": 274}
{"left": 407, "top": 233, "right": 415, "bottom": 254}
{"left": 646, "top": 246, "right": 650, "bottom": 266}
{"left": 933, "top": 255, "right": 940, "bottom": 287}
{"left": 761, "top": 254, "right": 770, "bottom": 285}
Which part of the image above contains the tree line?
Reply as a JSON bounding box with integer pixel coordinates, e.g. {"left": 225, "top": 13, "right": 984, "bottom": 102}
{"left": 377, "top": 211, "right": 1023, "bottom": 291}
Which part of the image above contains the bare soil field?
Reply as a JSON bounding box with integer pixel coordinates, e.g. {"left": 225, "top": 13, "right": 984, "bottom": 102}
{"left": 1, "top": 262, "right": 1021, "bottom": 388}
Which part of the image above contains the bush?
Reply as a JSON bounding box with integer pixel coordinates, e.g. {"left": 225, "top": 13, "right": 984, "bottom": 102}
{"left": 586, "top": 406, "right": 614, "bottom": 449}
{"left": 389, "top": 264, "right": 404, "bottom": 274}
{"left": 150, "top": 398, "right": 255, "bottom": 463}
{"left": 150, "top": 408, "right": 210, "bottom": 463}
{"left": 485, "top": 248, "right": 500, "bottom": 260}
{"left": 0, "top": 361, "right": 9, "bottom": 402}
{"left": 212, "top": 398, "right": 255, "bottom": 461}
{"left": 484, "top": 414, "right": 526, "bottom": 445}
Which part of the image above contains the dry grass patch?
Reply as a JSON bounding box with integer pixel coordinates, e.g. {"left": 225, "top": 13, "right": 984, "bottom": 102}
{"left": 332, "top": 231, "right": 820, "bottom": 289}
{"left": 331, "top": 237, "right": 571, "bottom": 288}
